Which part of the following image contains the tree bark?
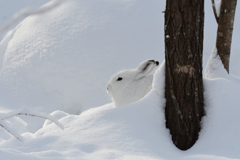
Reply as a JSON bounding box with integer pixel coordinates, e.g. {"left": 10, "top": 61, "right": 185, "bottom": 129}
{"left": 164, "top": 0, "right": 204, "bottom": 150}
{"left": 216, "top": 0, "right": 237, "bottom": 73}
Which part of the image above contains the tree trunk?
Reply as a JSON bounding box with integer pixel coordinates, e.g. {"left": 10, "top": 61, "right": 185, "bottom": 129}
{"left": 216, "top": 0, "right": 237, "bottom": 73}
{"left": 164, "top": 0, "right": 204, "bottom": 150}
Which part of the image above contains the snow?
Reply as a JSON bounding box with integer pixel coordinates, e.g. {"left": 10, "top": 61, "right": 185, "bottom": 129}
{"left": 0, "top": 0, "right": 163, "bottom": 114}
{"left": 1, "top": 108, "right": 64, "bottom": 129}
{"left": 0, "top": 108, "right": 63, "bottom": 142}
{"left": 215, "top": 0, "right": 222, "bottom": 17}
{"left": 0, "top": 0, "right": 240, "bottom": 159}
{"left": 205, "top": 47, "right": 228, "bottom": 79}
{"left": 0, "top": 0, "right": 49, "bottom": 39}
{"left": 0, "top": 0, "right": 64, "bottom": 34}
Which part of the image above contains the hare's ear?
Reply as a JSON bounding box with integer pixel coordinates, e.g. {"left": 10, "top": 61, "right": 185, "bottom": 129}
{"left": 135, "top": 60, "right": 159, "bottom": 79}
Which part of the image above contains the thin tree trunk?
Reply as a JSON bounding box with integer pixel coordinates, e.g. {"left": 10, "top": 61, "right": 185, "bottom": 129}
{"left": 164, "top": 0, "right": 204, "bottom": 150}
{"left": 216, "top": 0, "right": 237, "bottom": 73}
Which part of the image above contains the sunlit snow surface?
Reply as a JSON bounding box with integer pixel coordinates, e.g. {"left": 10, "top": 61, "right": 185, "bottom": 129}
{"left": 0, "top": 0, "right": 240, "bottom": 159}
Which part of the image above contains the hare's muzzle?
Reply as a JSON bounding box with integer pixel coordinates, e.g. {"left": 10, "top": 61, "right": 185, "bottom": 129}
{"left": 107, "top": 84, "right": 112, "bottom": 93}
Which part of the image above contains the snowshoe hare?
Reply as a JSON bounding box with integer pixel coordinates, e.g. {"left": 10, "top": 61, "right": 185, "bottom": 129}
{"left": 107, "top": 60, "right": 159, "bottom": 107}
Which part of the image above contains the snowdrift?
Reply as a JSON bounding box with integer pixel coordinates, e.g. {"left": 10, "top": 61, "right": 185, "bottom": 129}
{"left": 1, "top": 55, "right": 240, "bottom": 160}
{"left": 0, "top": 0, "right": 240, "bottom": 160}
{"left": 0, "top": 0, "right": 163, "bottom": 114}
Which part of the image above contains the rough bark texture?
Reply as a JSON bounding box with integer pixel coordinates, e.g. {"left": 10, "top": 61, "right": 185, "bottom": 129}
{"left": 164, "top": 0, "right": 204, "bottom": 150}
{"left": 216, "top": 0, "right": 237, "bottom": 73}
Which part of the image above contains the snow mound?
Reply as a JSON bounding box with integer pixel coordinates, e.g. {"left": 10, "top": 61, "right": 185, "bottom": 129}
{"left": 0, "top": 0, "right": 240, "bottom": 159}
{"left": 1, "top": 60, "right": 240, "bottom": 160}
{"left": 0, "top": 0, "right": 163, "bottom": 114}
{"left": 205, "top": 47, "right": 228, "bottom": 79}
{"left": 0, "top": 61, "right": 170, "bottom": 160}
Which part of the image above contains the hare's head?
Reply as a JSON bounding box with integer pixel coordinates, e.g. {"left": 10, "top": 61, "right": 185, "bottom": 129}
{"left": 107, "top": 60, "right": 159, "bottom": 107}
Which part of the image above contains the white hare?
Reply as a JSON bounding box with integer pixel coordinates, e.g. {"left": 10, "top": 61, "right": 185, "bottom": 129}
{"left": 107, "top": 60, "right": 159, "bottom": 107}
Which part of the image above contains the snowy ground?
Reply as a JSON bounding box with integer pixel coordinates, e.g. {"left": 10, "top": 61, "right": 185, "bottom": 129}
{"left": 0, "top": 0, "right": 240, "bottom": 159}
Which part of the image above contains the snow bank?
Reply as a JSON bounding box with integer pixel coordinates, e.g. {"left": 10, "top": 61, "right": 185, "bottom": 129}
{"left": 1, "top": 57, "right": 240, "bottom": 159}
{"left": 205, "top": 47, "right": 228, "bottom": 79}
{"left": 190, "top": 48, "right": 240, "bottom": 159}
{"left": 0, "top": 61, "right": 171, "bottom": 160}
{"left": 0, "top": 0, "right": 240, "bottom": 159}
{"left": 0, "top": 0, "right": 163, "bottom": 114}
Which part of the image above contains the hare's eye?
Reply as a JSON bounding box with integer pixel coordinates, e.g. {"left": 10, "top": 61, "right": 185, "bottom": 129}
{"left": 117, "top": 77, "right": 123, "bottom": 81}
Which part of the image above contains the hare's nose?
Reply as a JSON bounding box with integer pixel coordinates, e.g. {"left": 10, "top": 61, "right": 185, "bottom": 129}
{"left": 107, "top": 84, "right": 112, "bottom": 93}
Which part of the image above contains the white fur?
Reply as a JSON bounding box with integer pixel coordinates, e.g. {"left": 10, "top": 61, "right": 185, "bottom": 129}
{"left": 107, "top": 60, "right": 159, "bottom": 107}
